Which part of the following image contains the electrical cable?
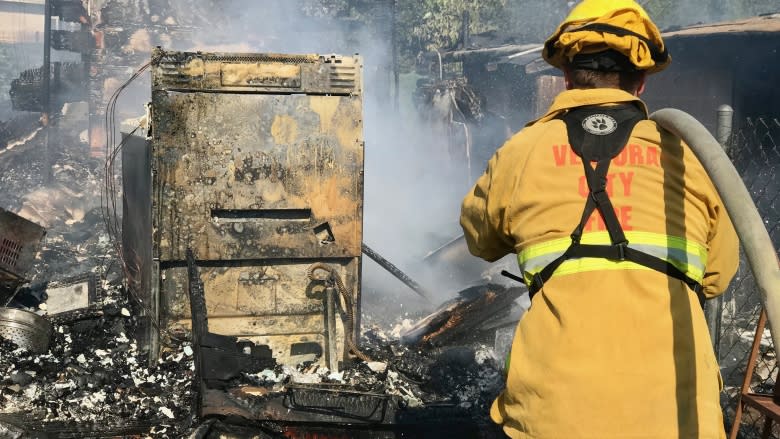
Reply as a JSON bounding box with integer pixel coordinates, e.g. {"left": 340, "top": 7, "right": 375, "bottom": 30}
{"left": 100, "top": 56, "right": 185, "bottom": 345}
{"left": 307, "top": 263, "right": 373, "bottom": 363}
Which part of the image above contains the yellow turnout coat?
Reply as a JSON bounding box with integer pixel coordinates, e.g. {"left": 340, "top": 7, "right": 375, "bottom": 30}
{"left": 461, "top": 88, "right": 739, "bottom": 439}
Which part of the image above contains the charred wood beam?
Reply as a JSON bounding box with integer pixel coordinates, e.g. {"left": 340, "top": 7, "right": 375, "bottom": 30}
{"left": 187, "top": 249, "right": 205, "bottom": 421}
{"left": 401, "top": 284, "right": 524, "bottom": 347}
{"left": 42, "top": 0, "right": 51, "bottom": 183}
{"left": 435, "top": 44, "right": 542, "bottom": 63}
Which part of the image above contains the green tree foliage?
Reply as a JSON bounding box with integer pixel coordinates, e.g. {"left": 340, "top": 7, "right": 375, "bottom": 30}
{"left": 395, "top": 0, "right": 509, "bottom": 53}
{"left": 300, "top": 0, "right": 512, "bottom": 68}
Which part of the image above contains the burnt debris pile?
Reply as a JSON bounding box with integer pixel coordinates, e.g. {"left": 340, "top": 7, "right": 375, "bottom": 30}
{"left": 0, "top": 102, "right": 110, "bottom": 284}
{"left": 0, "top": 288, "right": 195, "bottom": 437}
{"left": 0, "top": 253, "right": 515, "bottom": 436}
{"left": 176, "top": 285, "right": 514, "bottom": 437}
{"left": 0, "top": 281, "right": 514, "bottom": 438}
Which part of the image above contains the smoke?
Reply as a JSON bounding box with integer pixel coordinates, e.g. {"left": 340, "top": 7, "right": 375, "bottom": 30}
{"left": 643, "top": 1, "right": 780, "bottom": 30}
{"left": 101, "top": 0, "right": 470, "bottom": 317}
{"left": 500, "top": 0, "right": 780, "bottom": 43}
{"left": 503, "top": 0, "right": 574, "bottom": 43}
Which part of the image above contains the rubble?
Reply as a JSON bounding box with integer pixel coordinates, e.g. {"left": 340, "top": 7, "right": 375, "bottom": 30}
{"left": 0, "top": 289, "right": 195, "bottom": 437}
{"left": 0, "top": 98, "right": 513, "bottom": 439}
{"left": 0, "top": 268, "right": 512, "bottom": 437}
{"left": 0, "top": 102, "right": 110, "bottom": 284}
{"left": 401, "top": 284, "right": 525, "bottom": 347}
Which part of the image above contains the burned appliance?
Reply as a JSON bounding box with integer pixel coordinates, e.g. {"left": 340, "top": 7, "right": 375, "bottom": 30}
{"left": 137, "top": 49, "right": 365, "bottom": 367}
{"left": 10, "top": 63, "right": 88, "bottom": 112}
{"left": 0, "top": 208, "right": 46, "bottom": 305}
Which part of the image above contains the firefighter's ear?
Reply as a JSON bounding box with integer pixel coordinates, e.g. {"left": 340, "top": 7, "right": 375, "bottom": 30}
{"left": 563, "top": 68, "right": 574, "bottom": 90}
{"left": 635, "top": 73, "right": 647, "bottom": 96}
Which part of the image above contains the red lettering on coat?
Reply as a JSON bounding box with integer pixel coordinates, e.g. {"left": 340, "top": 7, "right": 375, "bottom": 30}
{"left": 553, "top": 145, "right": 568, "bottom": 167}
{"left": 613, "top": 147, "right": 628, "bottom": 166}
{"left": 618, "top": 171, "right": 634, "bottom": 196}
{"left": 628, "top": 144, "right": 644, "bottom": 165}
{"left": 619, "top": 206, "right": 633, "bottom": 230}
{"left": 646, "top": 146, "right": 660, "bottom": 167}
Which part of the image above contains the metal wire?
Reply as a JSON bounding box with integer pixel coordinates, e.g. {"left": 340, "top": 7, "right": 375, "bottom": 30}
{"left": 99, "top": 56, "right": 184, "bottom": 346}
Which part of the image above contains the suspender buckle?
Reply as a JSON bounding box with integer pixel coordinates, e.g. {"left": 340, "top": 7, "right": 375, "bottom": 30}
{"left": 615, "top": 242, "right": 628, "bottom": 261}
{"left": 531, "top": 273, "right": 545, "bottom": 292}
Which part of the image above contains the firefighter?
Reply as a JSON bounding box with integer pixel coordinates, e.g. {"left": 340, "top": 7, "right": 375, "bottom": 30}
{"left": 460, "top": 0, "right": 739, "bottom": 437}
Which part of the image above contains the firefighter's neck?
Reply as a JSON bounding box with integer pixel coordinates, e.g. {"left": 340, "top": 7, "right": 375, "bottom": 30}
{"left": 563, "top": 69, "right": 647, "bottom": 97}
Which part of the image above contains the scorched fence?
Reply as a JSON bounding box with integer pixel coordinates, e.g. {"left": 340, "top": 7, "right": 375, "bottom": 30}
{"left": 716, "top": 117, "right": 780, "bottom": 438}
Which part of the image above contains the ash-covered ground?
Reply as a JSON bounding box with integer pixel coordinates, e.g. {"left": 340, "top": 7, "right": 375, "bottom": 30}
{"left": 0, "top": 293, "right": 196, "bottom": 438}
{"left": 0, "top": 103, "right": 202, "bottom": 437}
{"left": 1, "top": 288, "right": 506, "bottom": 438}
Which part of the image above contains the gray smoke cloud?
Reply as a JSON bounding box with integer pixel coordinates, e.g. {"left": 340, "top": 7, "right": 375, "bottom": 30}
{"left": 643, "top": 1, "right": 779, "bottom": 29}
{"left": 153, "top": 0, "right": 470, "bottom": 318}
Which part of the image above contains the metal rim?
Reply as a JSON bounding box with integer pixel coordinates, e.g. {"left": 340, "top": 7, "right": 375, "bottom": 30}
{"left": 0, "top": 307, "right": 52, "bottom": 354}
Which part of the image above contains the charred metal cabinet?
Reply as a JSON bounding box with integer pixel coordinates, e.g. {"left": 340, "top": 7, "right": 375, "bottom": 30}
{"left": 149, "top": 49, "right": 364, "bottom": 366}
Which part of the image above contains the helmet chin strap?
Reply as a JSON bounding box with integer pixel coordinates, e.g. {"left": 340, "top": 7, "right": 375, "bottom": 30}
{"left": 570, "top": 49, "right": 639, "bottom": 73}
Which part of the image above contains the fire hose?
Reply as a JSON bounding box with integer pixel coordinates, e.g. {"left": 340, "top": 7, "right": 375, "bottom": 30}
{"left": 307, "top": 263, "right": 372, "bottom": 363}
{"left": 650, "top": 109, "right": 780, "bottom": 352}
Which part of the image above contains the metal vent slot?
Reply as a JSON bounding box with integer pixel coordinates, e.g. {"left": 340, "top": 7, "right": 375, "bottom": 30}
{"left": 0, "top": 238, "right": 22, "bottom": 268}
{"left": 158, "top": 61, "right": 200, "bottom": 83}
{"left": 211, "top": 209, "right": 312, "bottom": 222}
{"left": 211, "top": 55, "right": 316, "bottom": 64}
{"left": 330, "top": 66, "right": 356, "bottom": 89}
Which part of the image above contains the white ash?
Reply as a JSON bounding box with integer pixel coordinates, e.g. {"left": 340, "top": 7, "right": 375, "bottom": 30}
{"left": 0, "top": 295, "right": 194, "bottom": 436}
{"left": 367, "top": 361, "right": 388, "bottom": 373}
{"left": 389, "top": 319, "right": 415, "bottom": 339}
{"left": 327, "top": 371, "right": 345, "bottom": 382}
{"left": 474, "top": 345, "right": 498, "bottom": 365}
{"left": 159, "top": 406, "right": 175, "bottom": 419}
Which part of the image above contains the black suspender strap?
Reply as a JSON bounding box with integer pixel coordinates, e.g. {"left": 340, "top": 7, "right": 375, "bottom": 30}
{"left": 571, "top": 157, "right": 628, "bottom": 246}
{"left": 520, "top": 103, "right": 705, "bottom": 308}
{"left": 622, "top": 247, "right": 705, "bottom": 306}
{"left": 526, "top": 243, "right": 706, "bottom": 307}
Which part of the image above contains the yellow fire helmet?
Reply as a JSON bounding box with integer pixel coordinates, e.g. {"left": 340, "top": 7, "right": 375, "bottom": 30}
{"left": 543, "top": 0, "right": 671, "bottom": 74}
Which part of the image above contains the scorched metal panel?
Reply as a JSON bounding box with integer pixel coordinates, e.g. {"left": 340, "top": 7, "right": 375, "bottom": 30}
{"left": 149, "top": 49, "right": 364, "bottom": 366}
